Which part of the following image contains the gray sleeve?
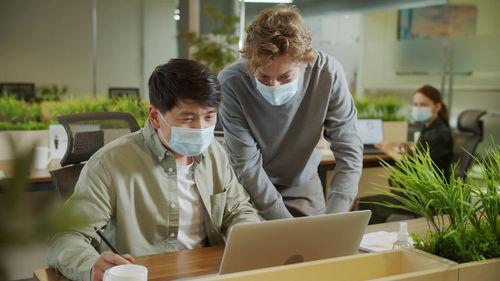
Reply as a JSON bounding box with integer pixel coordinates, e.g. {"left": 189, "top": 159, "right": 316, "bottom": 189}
{"left": 219, "top": 80, "right": 293, "bottom": 220}
{"left": 323, "top": 65, "right": 363, "bottom": 213}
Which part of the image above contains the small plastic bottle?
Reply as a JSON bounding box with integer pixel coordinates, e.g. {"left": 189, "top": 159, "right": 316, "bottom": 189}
{"left": 393, "top": 222, "right": 412, "bottom": 250}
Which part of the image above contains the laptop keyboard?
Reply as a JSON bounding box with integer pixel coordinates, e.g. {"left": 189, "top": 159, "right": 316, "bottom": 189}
{"left": 363, "top": 146, "right": 383, "bottom": 154}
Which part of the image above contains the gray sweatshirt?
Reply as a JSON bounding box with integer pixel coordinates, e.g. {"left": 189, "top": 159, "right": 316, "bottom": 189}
{"left": 218, "top": 51, "right": 363, "bottom": 220}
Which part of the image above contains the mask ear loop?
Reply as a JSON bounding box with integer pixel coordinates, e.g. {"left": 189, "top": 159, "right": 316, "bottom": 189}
{"left": 157, "top": 112, "right": 172, "bottom": 146}
{"left": 158, "top": 112, "right": 172, "bottom": 128}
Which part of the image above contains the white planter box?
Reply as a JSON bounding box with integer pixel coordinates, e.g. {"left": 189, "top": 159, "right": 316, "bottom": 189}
{"left": 382, "top": 121, "right": 408, "bottom": 143}
{"left": 199, "top": 248, "right": 458, "bottom": 281}
{"left": 457, "top": 258, "right": 500, "bottom": 281}
{"left": 196, "top": 247, "right": 499, "bottom": 281}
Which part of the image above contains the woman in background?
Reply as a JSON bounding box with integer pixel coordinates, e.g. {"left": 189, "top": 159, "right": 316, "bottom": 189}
{"left": 359, "top": 85, "right": 454, "bottom": 224}
{"left": 376, "top": 84, "right": 453, "bottom": 178}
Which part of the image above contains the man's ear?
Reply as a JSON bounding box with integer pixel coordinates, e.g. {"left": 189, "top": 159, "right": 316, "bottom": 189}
{"left": 149, "top": 106, "right": 161, "bottom": 129}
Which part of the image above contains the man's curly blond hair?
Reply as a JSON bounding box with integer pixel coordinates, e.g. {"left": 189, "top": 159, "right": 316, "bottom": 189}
{"left": 241, "top": 4, "right": 316, "bottom": 74}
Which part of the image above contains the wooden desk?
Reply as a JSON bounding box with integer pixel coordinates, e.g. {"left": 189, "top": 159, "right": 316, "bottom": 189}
{"left": 33, "top": 217, "right": 429, "bottom": 281}
{"left": 318, "top": 151, "right": 393, "bottom": 198}
{"left": 0, "top": 159, "right": 60, "bottom": 183}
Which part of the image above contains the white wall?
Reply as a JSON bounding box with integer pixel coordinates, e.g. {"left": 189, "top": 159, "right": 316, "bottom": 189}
{"left": 143, "top": 0, "right": 180, "bottom": 100}
{"left": 96, "top": 0, "right": 143, "bottom": 97}
{"left": 0, "top": 0, "right": 94, "bottom": 95}
{"left": 0, "top": 0, "right": 179, "bottom": 99}
{"left": 361, "top": 0, "right": 500, "bottom": 91}
{"left": 304, "top": 14, "right": 361, "bottom": 92}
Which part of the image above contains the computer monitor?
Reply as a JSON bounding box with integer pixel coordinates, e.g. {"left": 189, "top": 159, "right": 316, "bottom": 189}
{"left": 357, "top": 119, "right": 384, "bottom": 145}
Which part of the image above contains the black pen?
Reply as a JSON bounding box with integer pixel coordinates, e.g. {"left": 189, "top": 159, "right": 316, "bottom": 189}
{"left": 94, "top": 226, "right": 123, "bottom": 257}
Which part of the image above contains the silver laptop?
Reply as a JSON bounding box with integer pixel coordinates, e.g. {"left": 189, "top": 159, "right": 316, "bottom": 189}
{"left": 219, "top": 210, "right": 371, "bottom": 274}
{"left": 357, "top": 119, "right": 384, "bottom": 154}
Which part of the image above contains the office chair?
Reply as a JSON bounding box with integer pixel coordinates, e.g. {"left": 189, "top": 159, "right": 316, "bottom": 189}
{"left": 0, "top": 83, "right": 36, "bottom": 101}
{"left": 452, "top": 109, "right": 487, "bottom": 179}
{"left": 108, "top": 87, "right": 140, "bottom": 100}
{"left": 50, "top": 112, "right": 140, "bottom": 198}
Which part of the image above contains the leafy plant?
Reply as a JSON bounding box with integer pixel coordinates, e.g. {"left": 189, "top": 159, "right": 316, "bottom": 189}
{"left": 369, "top": 144, "right": 500, "bottom": 263}
{"left": 0, "top": 135, "right": 90, "bottom": 278}
{"left": 44, "top": 98, "right": 110, "bottom": 121}
{"left": 0, "top": 94, "right": 44, "bottom": 128}
{"left": 355, "top": 96, "right": 405, "bottom": 121}
{"left": 178, "top": 4, "right": 240, "bottom": 74}
{"left": 37, "top": 83, "right": 68, "bottom": 101}
{"left": 0, "top": 95, "right": 150, "bottom": 131}
{"left": 108, "top": 96, "right": 149, "bottom": 127}
{"left": 0, "top": 121, "right": 49, "bottom": 131}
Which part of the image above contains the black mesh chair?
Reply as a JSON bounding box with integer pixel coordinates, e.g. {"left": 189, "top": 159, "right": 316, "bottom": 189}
{"left": 108, "top": 87, "right": 140, "bottom": 100}
{"left": 452, "top": 109, "right": 487, "bottom": 179}
{"left": 0, "top": 83, "right": 36, "bottom": 101}
{"left": 50, "top": 112, "right": 140, "bottom": 198}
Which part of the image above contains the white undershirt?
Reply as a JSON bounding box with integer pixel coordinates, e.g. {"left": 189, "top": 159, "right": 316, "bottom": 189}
{"left": 176, "top": 163, "right": 207, "bottom": 250}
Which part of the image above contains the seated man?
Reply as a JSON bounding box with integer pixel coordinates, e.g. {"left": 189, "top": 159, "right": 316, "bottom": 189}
{"left": 47, "top": 59, "right": 260, "bottom": 281}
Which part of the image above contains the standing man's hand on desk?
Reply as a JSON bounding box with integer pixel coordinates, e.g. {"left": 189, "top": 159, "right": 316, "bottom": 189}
{"left": 91, "top": 252, "right": 135, "bottom": 281}
{"left": 374, "top": 141, "right": 403, "bottom": 162}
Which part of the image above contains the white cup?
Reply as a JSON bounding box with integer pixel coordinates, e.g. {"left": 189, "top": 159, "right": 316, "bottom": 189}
{"left": 33, "top": 146, "right": 51, "bottom": 170}
{"left": 103, "top": 264, "right": 148, "bottom": 281}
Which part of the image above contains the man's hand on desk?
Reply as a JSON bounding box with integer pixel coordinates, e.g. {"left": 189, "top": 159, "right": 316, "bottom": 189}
{"left": 91, "top": 251, "right": 135, "bottom": 281}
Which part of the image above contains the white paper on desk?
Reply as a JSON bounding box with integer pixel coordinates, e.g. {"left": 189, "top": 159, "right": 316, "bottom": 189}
{"left": 359, "top": 231, "right": 414, "bottom": 252}
{"left": 0, "top": 170, "right": 5, "bottom": 180}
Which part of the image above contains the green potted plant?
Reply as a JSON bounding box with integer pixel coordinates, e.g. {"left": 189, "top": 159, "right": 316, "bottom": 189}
{"left": 372, "top": 144, "right": 500, "bottom": 279}
{"left": 36, "top": 83, "right": 69, "bottom": 101}
{"left": 178, "top": 4, "right": 239, "bottom": 74}
{"left": 0, "top": 95, "right": 150, "bottom": 160}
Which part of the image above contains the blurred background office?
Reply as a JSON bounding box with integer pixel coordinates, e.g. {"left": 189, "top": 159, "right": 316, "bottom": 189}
{"left": 1, "top": 0, "right": 498, "bottom": 152}
{"left": 1, "top": 0, "right": 499, "bottom": 280}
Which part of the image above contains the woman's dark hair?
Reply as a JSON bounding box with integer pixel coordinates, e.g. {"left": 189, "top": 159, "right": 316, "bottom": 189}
{"left": 414, "top": 85, "right": 449, "bottom": 127}
{"left": 148, "top": 59, "right": 222, "bottom": 113}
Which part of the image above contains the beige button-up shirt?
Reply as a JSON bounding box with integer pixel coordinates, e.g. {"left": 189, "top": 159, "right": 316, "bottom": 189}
{"left": 47, "top": 120, "right": 259, "bottom": 281}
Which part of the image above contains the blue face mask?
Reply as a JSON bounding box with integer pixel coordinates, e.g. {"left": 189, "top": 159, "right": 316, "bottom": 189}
{"left": 412, "top": 107, "right": 433, "bottom": 123}
{"left": 158, "top": 113, "right": 215, "bottom": 156}
{"left": 255, "top": 78, "right": 299, "bottom": 106}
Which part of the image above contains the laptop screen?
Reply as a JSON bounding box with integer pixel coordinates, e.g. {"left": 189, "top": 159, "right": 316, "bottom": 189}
{"left": 357, "top": 119, "right": 384, "bottom": 145}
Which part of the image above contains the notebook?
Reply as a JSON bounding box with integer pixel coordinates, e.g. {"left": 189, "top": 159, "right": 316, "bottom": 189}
{"left": 357, "top": 119, "right": 384, "bottom": 154}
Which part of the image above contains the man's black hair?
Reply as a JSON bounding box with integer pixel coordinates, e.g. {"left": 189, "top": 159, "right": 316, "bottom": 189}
{"left": 148, "top": 59, "right": 221, "bottom": 113}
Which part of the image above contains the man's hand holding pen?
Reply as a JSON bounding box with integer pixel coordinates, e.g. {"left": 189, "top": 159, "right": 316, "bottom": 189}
{"left": 91, "top": 251, "right": 135, "bottom": 281}
{"left": 92, "top": 227, "right": 135, "bottom": 281}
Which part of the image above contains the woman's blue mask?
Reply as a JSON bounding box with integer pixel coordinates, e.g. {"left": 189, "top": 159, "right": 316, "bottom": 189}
{"left": 411, "top": 106, "right": 433, "bottom": 123}
{"left": 255, "top": 78, "right": 299, "bottom": 106}
{"left": 158, "top": 113, "right": 214, "bottom": 156}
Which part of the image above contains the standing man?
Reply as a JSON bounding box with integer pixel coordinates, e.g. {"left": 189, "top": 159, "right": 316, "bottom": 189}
{"left": 218, "top": 5, "right": 362, "bottom": 220}
{"left": 47, "top": 59, "right": 259, "bottom": 281}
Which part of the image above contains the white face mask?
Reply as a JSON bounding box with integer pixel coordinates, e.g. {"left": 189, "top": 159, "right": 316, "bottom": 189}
{"left": 158, "top": 113, "right": 215, "bottom": 156}
{"left": 255, "top": 78, "right": 299, "bottom": 106}
{"left": 412, "top": 107, "right": 433, "bottom": 123}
